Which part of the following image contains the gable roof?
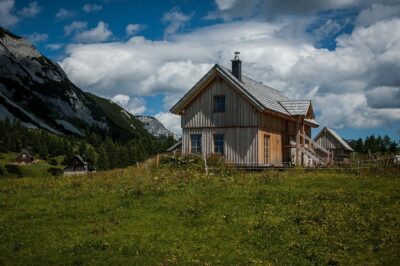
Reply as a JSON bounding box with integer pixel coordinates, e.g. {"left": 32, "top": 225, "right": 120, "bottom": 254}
{"left": 16, "top": 150, "right": 34, "bottom": 159}
{"left": 170, "top": 64, "right": 316, "bottom": 121}
{"left": 314, "top": 127, "right": 354, "bottom": 151}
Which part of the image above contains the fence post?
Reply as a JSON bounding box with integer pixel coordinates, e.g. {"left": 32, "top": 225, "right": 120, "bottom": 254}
{"left": 357, "top": 160, "right": 360, "bottom": 174}
{"left": 156, "top": 154, "right": 160, "bottom": 167}
{"left": 203, "top": 153, "right": 208, "bottom": 175}
{"left": 136, "top": 162, "right": 139, "bottom": 168}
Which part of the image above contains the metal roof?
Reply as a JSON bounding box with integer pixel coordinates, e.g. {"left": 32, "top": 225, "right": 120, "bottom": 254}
{"left": 171, "top": 64, "right": 315, "bottom": 120}
{"left": 314, "top": 127, "right": 354, "bottom": 151}
{"left": 218, "top": 65, "right": 291, "bottom": 115}
{"left": 279, "top": 100, "right": 311, "bottom": 116}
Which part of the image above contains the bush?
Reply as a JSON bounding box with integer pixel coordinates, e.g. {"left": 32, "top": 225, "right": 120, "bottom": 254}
{"left": 4, "top": 164, "right": 22, "bottom": 178}
{"left": 47, "top": 167, "right": 63, "bottom": 177}
{"left": 48, "top": 159, "right": 58, "bottom": 166}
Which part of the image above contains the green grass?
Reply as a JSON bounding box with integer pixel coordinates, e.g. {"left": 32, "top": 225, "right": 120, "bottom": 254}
{"left": 0, "top": 162, "right": 399, "bottom": 265}
{"left": 0, "top": 152, "right": 64, "bottom": 178}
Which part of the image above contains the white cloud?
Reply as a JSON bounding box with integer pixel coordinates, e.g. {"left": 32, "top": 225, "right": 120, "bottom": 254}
{"left": 125, "top": 23, "right": 146, "bottom": 36}
{"left": 64, "top": 21, "right": 88, "bottom": 36}
{"left": 45, "top": 43, "right": 64, "bottom": 50}
{"left": 73, "top": 21, "right": 112, "bottom": 43}
{"left": 82, "top": 4, "right": 102, "bottom": 13}
{"left": 0, "top": 0, "right": 18, "bottom": 26}
{"left": 60, "top": 18, "right": 400, "bottom": 130}
{"left": 55, "top": 8, "right": 74, "bottom": 20}
{"left": 162, "top": 8, "right": 192, "bottom": 36}
{"left": 356, "top": 3, "right": 400, "bottom": 27}
{"left": 24, "top": 33, "right": 48, "bottom": 43}
{"left": 111, "top": 94, "right": 146, "bottom": 115}
{"left": 155, "top": 112, "right": 181, "bottom": 136}
{"left": 18, "top": 1, "right": 41, "bottom": 17}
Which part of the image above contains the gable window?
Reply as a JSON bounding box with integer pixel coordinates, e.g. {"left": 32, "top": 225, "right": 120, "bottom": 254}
{"left": 190, "top": 134, "right": 202, "bottom": 154}
{"left": 213, "top": 134, "right": 224, "bottom": 154}
{"left": 213, "top": 95, "right": 226, "bottom": 112}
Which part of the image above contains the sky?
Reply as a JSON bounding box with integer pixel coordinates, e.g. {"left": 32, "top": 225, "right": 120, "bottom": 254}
{"left": 1, "top": 0, "right": 400, "bottom": 140}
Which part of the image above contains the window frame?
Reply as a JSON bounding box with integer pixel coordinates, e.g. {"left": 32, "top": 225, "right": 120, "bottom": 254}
{"left": 213, "top": 133, "right": 225, "bottom": 154}
{"left": 190, "top": 134, "right": 202, "bottom": 154}
{"left": 213, "top": 95, "right": 226, "bottom": 113}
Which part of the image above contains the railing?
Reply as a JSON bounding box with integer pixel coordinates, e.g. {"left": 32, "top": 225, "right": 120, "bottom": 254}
{"left": 299, "top": 132, "right": 330, "bottom": 156}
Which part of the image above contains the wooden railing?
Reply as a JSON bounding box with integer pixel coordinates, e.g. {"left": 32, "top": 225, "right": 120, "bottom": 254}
{"left": 299, "top": 132, "right": 330, "bottom": 155}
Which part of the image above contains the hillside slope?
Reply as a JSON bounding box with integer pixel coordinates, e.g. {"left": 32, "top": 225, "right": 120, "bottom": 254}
{"left": 0, "top": 26, "right": 169, "bottom": 142}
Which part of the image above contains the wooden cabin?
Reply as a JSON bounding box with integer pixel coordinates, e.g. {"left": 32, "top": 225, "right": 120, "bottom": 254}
{"left": 15, "top": 150, "right": 34, "bottom": 164}
{"left": 63, "top": 155, "right": 88, "bottom": 176}
{"left": 170, "top": 52, "right": 328, "bottom": 167}
{"left": 314, "top": 127, "right": 354, "bottom": 163}
{"left": 166, "top": 140, "right": 182, "bottom": 155}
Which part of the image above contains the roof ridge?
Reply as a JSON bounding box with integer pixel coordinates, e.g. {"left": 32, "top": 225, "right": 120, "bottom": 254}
{"left": 217, "top": 64, "right": 284, "bottom": 94}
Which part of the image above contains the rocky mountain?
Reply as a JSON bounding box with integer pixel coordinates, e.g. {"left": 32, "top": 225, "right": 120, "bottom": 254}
{"left": 0, "top": 26, "right": 171, "bottom": 142}
{"left": 135, "top": 116, "right": 174, "bottom": 138}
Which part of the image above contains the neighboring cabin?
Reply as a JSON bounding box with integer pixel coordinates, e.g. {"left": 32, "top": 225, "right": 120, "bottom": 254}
{"left": 15, "top": 150, "right": 35, "bottom": 164}
{"left": 170, "top": 52, "right": 330, "bottom": 167}
{"left": 63, "top": 155, "right": 90, "bottom": 176}
{"left": 314, "top": 127, "right": 354, "bottom": 163}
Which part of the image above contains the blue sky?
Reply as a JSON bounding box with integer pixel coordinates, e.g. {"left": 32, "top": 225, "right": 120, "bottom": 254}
{"left": 1, "top": 0, "right": 400, "bottom": 140}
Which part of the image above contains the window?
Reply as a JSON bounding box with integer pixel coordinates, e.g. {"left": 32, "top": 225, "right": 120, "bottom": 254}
{"left": 264, "top": 134, "right": 270, "bottom": 165}
{"left": 190, "top": 134, "right": 202, "bottom": 154}
{"left": 213, "top": 95, "right": 226, "bottom": 112}
{"left": 214, "top": 134, "right": 224, "bottom": 154}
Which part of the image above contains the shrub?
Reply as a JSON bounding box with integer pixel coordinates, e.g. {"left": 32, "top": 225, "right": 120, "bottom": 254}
{"left": 4, "top": 164, "right": 22, "bottom": 178}
{"left": 48, "top": 159, "right": 58, "bottom": 166}
{"left": 47, "top": 167, "right": 63, "bottom": 176}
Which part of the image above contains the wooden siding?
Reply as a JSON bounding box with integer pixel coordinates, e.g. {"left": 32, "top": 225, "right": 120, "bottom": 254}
{"left": 315, "top": 131, "right": 344, "bottom": 150}
{"left": 181, "top": 77, "right": 258, "bottom": 128}
{"left": 182, "top": 127, "right": 258, "bottom": 164}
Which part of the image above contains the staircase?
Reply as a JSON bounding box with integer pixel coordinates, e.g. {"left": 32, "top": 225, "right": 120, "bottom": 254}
{"left": 299, "top": 133, "right": 331, "bottom": 166}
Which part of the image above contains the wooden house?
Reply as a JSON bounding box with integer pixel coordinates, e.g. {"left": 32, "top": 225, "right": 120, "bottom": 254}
{"left": 314, "top": 127, "right": 354, "bottom": 163}
{"left": 15, "top": 150, "right": 34, "bottom": 164}
{"left": 63, "top": 155, "right": 88, "bottom": 176}
{"left": 166, "top": 140, "right": 182, "bottom": 155}
{"left": 170, "top": 52, "right": 330, "bottom": 167}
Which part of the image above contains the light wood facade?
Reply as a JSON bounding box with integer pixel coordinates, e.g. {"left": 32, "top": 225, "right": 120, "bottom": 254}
{"left": 171, "top": 61, "right": 320, "bottom": 167}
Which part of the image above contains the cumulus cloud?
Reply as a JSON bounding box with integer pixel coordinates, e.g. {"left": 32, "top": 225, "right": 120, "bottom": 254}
{"left": 355, "top": 3, "right": 400, "bottom": 27}
{"left": 64, "top": 21, "right": 88, "bottom": 36}
{"left": 18, "top": 1, "right": 41, "bottom": 17}
{"left": 210, "top": 0, "right": 400, "bottom": 20}
{"left": 73, "top": 21, "right": 112, "bottom": 43}
{"left": 55, "top": 8, "right": 74, "bottom": 20}
{"left": 24, "top": 33, "right": 48, "bottom": 43}
{"left": 111, "top": 94, "right": 146, "bottom": 115}
{"left": 82, "top": 4, "right": 102, "bottom": 13}
{"left": 0, "top": 0, "right": 18, "bottom": 26}
{"left": 125, "top": 23, "right": 146, "bottom": 36}
{"left": 155, "top": 112, "right": 181, "bottom": 136}
{"left": 60, "top": 16, "right": 400, "bottom": 132}
{"left": 366, "top": 86, "right": 400, "bottom": 109}
{"left": 162, "top": 8, "right": 192, "bottom": 36}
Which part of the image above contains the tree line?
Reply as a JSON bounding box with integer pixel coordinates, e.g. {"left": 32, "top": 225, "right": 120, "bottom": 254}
{"left": 348, "top": 134, "right": 399, "bottom": 154}
{"left": 0, "top": 119, "right": 176, "bottom": 170}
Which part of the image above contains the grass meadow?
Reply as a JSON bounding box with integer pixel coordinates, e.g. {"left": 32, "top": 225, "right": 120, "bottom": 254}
{"left": 0, "top": 158, "right": 399, "bottom": 265}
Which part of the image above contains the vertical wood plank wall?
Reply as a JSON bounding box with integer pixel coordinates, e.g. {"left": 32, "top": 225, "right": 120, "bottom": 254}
{"left": 182, "top": 127, "right": 258, "bottom": 164}
{"left": 180, "top": 74, "right": 313, "bottom": 166}
{"left": 182, "top": 78, "right": 258, "bottom": 128}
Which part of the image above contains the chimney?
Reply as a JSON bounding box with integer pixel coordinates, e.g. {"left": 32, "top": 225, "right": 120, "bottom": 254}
{"left": 231, "top": 51, "right": 242, "bottom": 81}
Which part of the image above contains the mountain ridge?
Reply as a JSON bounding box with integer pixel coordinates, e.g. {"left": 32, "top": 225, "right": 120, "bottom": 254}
{"left": 0, "top": 26, "right": 173, "bottom": 142}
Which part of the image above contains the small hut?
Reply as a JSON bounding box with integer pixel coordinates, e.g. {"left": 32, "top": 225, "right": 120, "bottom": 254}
{"left": 314, "top": 127, "right": 354, "bottom": 163}
{"left": 63, "top": 155, "right": 88, "bottom": 176}
{"left": 166, "top": 140, "right": 182, "bottom": 155}
{"left": 15, "top": 150, "right": 34, "bottom": 164}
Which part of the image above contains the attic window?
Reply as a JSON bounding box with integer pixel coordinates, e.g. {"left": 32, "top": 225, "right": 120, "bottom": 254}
{"left": 213, "top": 95, "right": 225, "bottom": 112}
